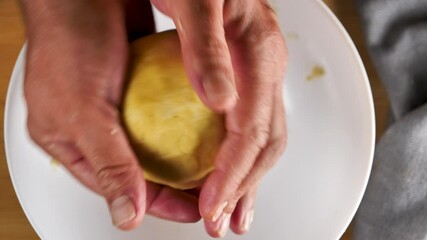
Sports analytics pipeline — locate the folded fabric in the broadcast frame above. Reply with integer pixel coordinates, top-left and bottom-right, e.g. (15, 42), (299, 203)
(354, 0), (427, 239)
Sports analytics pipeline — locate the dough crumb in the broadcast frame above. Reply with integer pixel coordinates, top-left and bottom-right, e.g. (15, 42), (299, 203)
(307, 65), (325, 81)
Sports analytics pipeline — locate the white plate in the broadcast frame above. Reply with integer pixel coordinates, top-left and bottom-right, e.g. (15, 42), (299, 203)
(4, 0), (375, 239)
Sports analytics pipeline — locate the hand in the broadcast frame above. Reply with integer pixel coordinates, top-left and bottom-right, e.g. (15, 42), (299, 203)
(22, 0), (200, 230)
(151, 0), (288, 237)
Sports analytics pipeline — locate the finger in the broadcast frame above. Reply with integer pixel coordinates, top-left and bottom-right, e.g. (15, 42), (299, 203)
(203, 212), (231, 238)
(206, 86), (285, 235)
(28, 109), (201, 226)
(230, 185), (257, 235)
(45, 142), (201, 223)
(199, 80), (275, 221)
(203, 184), (257, 237)
(232, 85), (286, 203)
(145, 181), (201, 223)
(73, 109), (146, 231)
(48, 142), (102, 194)
(26, 118), (103, 194)
(153, 0), (238, 112)
(222, 85), (286, 219)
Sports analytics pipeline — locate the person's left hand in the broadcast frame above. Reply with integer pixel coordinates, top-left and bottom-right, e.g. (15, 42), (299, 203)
(151, 0), (288, 237)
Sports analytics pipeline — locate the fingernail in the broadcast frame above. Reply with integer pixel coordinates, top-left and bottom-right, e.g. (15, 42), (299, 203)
(212, 201), (228, 222)
(111, 196), (136, 227)
(217, 213), (231, 238)
(202, 73), (236, 107)
(242, 209), (255, 232)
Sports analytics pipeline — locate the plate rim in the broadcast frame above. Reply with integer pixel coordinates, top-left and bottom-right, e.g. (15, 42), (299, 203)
(4, 44), (50, 239)
(4, 0), (376, 239)
(314, 0), (376, 238)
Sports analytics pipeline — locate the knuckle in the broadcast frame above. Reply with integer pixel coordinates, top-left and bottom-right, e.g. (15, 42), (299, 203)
(203, 38), (227, 59)
(191, 0), (217, 18)
(82, 98), (120, 125)
(27, 117), (58, 148)
(258, 157), (276, 173)
(271, 136), (288, 154)
(229, 125), (270, 150)
(259, 138), (287, 170)
(196, 37), (230, 71)
(95, 99), (120, 123)
(246, 126), (270, 149)
(96, 163), (138, 196)
(254, 31), (286, 60)
(73, 100), (121, 139)
(241, 20), (279, 44)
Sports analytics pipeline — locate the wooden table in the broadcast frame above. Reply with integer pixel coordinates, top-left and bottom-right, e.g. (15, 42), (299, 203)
(0, 0), (387, 239)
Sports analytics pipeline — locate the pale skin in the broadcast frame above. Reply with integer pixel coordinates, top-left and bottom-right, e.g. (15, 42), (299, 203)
(21, 0), (287, 238)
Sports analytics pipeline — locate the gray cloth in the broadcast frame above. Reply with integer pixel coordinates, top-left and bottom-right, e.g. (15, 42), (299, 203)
(354, 0), (427, 239)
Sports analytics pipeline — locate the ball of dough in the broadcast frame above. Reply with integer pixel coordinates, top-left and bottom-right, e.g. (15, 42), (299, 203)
(122, 30), (224, 190)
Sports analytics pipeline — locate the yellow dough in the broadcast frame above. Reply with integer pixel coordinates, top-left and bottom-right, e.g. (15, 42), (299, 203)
(122, 30), (224, 190)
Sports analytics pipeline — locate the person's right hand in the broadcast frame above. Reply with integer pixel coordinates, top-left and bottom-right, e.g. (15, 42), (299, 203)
(151, 0), (287, 238)
(22, 0), (200, 230)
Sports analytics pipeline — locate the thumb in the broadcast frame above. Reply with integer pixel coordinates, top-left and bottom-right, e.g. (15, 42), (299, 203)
(75, 115), (146, 230)
(153, 0), (238, 112)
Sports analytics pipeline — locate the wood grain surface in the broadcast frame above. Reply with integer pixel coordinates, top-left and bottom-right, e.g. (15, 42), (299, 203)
(0, 0), (387, 239)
